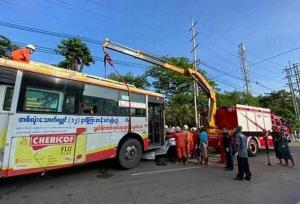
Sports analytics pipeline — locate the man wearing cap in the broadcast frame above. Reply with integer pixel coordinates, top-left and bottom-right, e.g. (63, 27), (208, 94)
(222, 128), (233, 171)
(234, 125), (252, 181)
(10, 44), (36, 63)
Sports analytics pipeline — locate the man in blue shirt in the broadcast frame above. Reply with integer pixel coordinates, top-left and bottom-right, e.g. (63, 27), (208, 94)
(234, 126), (252, 181)
(198, 126), (208, 165)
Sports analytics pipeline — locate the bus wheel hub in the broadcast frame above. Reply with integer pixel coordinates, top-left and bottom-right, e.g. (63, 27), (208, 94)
(125, 145), (137, 160)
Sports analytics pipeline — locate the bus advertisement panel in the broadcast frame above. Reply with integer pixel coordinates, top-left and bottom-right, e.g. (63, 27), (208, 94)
(3, 114), (148, 176)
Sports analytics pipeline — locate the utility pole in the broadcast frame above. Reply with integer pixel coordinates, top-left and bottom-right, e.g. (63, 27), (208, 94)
(284, 65), (300, 119)
(291, 63), (300, 94)
(190, 17), (200, 128)
(238, 43), (251, 94)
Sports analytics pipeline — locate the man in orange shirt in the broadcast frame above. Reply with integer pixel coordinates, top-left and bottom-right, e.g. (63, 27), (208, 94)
(167, 126), (188, 165)
(10, 44), (36, 63)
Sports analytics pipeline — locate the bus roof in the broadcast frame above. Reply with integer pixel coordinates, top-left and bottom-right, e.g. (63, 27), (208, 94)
(0, 58), (164, 98)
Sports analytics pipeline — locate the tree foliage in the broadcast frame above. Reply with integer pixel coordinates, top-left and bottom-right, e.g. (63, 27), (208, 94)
(258, 90), (300, 129)
(218, 91), (259, 107)
(56, 38), (94, 72)
(146, 57), (217, 101)
(0, 35), (18, 58)
(107, 72), (150, 89)
(146, 57), (217, 127)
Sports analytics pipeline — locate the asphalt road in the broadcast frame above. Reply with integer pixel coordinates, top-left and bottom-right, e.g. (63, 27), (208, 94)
(0, 145), (300, 204)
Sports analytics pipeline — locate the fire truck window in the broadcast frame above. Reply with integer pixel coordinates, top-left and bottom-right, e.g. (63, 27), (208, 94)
(3, 87), (14, 111)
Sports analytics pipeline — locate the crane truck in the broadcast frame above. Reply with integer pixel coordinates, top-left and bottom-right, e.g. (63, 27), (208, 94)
(102, 39), (290, 159)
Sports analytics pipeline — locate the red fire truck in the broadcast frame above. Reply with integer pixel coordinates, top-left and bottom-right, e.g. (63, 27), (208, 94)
(213, 104), (290, 156)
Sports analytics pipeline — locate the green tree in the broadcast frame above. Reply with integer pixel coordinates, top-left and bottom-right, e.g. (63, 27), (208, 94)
(107, 72), (150, 89)
(258, 90), (300, 130)
(218, 91), (259, 107)
(146, 57), (217, 101)
(0, 35), (18, 58)
(56, 38), (94, 72)
(146, 57), (217, 127)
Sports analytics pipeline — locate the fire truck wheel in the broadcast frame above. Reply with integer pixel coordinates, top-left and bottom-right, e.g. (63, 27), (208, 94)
(248, 138), (258, 157)
(117, 138), (142, 169)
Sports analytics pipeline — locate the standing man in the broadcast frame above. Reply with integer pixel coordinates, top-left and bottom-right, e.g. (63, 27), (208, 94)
(199, 126), (209, 165)
(278, 128), (295, 168)
(190, 127), (198, 158)
(10, 44), (36, 63)
(167, 126), (187, 165)
(271, 127), (282, 165)
(234, 126), (252, 181)
(222, 128), (233, 171)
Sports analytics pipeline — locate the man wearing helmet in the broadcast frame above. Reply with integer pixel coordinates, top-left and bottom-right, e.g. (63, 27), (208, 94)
(167, 126), (188, 165)
(10, 44), (36, 63)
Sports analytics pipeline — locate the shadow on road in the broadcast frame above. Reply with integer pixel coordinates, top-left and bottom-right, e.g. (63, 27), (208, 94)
(0, 159), (119, 187)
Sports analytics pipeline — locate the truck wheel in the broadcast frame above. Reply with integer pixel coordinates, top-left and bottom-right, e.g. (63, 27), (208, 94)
(248, 138), (258, 157)
(117, 138), (142, 169)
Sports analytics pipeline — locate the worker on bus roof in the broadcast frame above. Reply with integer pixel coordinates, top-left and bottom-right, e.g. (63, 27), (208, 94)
(10, 44), (36, 63)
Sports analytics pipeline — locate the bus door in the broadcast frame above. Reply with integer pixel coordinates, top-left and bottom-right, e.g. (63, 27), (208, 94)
(148, 96), (164, 146)
(0, 67), (17, 169)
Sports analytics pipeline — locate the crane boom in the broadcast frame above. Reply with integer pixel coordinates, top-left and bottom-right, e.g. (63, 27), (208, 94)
(102, 39), (217, 132)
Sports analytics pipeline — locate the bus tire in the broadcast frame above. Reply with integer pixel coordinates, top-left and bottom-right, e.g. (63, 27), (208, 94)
(117, 138), (142, 169)
(248, 138), (258, 157)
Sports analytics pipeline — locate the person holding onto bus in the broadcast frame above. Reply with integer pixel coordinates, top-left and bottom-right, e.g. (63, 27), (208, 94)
(199, 126), (208, 165)
(234, 126), (252, 181)
(222, 128), (233, 171)
(10, 44), (36, 63)
(167, 126), (187, 165)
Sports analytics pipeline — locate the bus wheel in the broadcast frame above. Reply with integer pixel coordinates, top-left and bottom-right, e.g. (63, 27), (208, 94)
(248, 138), (258, 157)
(117, 138), (142, 169)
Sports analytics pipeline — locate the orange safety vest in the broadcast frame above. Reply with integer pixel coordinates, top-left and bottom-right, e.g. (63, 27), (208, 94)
(10, 48), (31, 63)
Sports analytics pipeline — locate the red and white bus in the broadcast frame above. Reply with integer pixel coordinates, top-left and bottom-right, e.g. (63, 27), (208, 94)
(0, 58), (164, 177)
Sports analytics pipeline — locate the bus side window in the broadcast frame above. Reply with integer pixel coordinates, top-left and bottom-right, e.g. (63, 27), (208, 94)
(63, 93), (76, 114)
(130, 93), (146, 117)
(3, 87), (14, 111)
(82, 84), (119, 116)
(23, 88), (61, 112)
(82, 96), (99, 114)
(18, 71), (83, 114)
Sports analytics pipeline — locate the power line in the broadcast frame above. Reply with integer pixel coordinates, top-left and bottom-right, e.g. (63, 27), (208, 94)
(0, 21), (101, 44)
(12, 40), (248, 92)
(248, 46), (300, 67)
(0, 20), (276, 92)
(13, 41), (149, 70)
(200, 60), (275, 92)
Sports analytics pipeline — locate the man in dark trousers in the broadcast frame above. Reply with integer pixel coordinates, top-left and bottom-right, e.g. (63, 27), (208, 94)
(271, 127), (282, 165)
(222, 128), (233, 171)
(234, 126), (252, 181)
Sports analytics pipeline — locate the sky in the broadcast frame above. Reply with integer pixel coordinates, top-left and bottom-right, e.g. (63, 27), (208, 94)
(1, 0), (300, 95)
